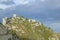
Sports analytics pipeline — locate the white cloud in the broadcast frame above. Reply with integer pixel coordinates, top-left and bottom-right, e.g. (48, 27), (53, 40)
(0, 4), (15, 9)
(0, 4), (10, 9)
(14, 0), (35, 5)
(40, 0), (45, 2)
(0, 0), (15, 9)
(0, 0), (60, 9)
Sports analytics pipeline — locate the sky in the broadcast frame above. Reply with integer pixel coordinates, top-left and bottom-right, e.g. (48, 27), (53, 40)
(0, 0), (60, 33)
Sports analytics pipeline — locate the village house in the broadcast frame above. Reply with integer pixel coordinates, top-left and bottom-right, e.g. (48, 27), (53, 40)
(28, 19), (36, 22)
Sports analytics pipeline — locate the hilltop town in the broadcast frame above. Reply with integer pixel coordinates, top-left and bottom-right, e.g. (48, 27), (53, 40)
(0, 14), (60, 40)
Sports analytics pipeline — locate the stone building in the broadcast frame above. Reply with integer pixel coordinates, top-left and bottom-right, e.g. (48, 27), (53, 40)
(28, 19), (36, 22)
(2, 17), (7, 25)
(13, 14), (16, 18)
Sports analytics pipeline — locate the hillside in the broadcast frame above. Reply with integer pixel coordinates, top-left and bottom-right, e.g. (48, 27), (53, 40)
(1, 14), (60, 40)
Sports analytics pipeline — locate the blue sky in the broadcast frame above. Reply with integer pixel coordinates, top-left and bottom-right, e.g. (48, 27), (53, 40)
(0, 0), (60, 33)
